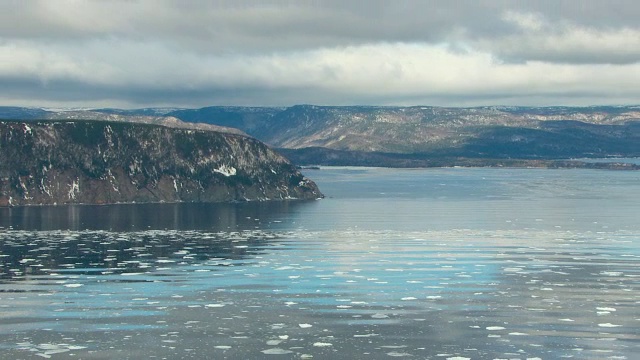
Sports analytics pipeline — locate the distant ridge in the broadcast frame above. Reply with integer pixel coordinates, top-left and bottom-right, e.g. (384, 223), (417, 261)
(3, 105), (640, 168)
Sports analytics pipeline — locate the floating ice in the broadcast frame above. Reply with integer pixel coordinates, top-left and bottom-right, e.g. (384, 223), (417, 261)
(486, 326), (505, 331)
(299, 323), (313, 328)
(205, 304), (226, 308)
(387, 352), (412, 357)
(371, 313), (389, 319)
(354, 333), (378, 338)
(261, 348), (293, 355)
(313, 342), (333, 347)
(63, 283), (83, 288)
(598, 323), (622, 328)
(596, 307), (616, 312)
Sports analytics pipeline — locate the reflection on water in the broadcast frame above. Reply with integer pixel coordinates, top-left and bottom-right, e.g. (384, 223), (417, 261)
(1, 168), (639, 359)
(0, 201), (310, 231)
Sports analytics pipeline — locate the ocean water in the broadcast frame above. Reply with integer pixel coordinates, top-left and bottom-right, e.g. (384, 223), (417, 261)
(0, 167), (639, 359)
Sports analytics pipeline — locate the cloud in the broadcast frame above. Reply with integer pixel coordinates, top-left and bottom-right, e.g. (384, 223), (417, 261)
(1, 0), (640, 107)
(476, 10), (640, 64)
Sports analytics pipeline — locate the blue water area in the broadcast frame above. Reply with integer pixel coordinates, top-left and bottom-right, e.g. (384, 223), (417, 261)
(1, 167), (639, 359)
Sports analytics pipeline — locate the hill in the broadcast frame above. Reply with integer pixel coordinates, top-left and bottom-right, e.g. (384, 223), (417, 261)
(0, 120), (322, 206)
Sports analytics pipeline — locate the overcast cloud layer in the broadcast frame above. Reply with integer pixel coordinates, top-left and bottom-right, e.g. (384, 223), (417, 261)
(2, 0), (640, 108)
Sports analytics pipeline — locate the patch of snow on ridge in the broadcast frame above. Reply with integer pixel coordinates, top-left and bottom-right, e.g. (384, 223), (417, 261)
(214, 164), (236, 177)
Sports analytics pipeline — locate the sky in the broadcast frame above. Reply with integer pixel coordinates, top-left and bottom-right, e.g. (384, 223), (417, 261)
(1, 0), (640, 109)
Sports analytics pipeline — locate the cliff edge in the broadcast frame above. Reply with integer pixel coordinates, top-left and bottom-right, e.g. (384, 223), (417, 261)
(0, 121), (323, 206)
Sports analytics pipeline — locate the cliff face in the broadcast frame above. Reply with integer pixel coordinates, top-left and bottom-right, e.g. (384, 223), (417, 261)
(0, 121), (322, 206)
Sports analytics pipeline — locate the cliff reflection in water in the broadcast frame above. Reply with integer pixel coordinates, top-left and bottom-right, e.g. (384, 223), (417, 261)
(0, 201), (313, 231)
(0, 201), (315, 281)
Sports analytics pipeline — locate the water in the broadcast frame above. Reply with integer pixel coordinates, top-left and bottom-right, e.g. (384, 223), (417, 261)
(1, 167), (639, 359)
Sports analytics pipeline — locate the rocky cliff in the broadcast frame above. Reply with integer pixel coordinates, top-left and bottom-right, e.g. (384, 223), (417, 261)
(0, 121), (322, 206)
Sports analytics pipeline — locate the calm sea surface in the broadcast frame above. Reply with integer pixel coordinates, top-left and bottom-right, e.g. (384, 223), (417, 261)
(1, 167), (639, 359)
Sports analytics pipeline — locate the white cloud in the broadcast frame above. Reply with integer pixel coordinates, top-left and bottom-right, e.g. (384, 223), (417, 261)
(3, 39), (640, 107)
(1, 1), (640, 107)
(480, 11), (640, 64)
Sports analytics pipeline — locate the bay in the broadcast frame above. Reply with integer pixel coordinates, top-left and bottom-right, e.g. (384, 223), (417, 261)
(0, 167), (639, 359)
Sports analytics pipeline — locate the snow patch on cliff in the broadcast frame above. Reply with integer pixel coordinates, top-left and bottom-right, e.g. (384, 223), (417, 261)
(214, 165), (236, 177)
(68, 178), (80, 199)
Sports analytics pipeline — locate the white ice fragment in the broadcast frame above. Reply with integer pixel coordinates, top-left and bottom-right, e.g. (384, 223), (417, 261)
(401, 297), (417, 301)
(214, 346), (231, 350)
(63, 283), (83, 288)
(596, 307), (616, 312)
(313, 342), (333, 347)
(67, 346), (87, 350)
(261, 348), (293, 355)
(600, 271), (623, 276)
(266, 340), (282, 346)
(44, 349), (70, 355)
(205, 304), (225, 308)
(598, 323), (622, 327)
(387, 352), (412, 357)
(298, 323), (313, 328)
(486, 326), (505, 331)
(353, 333), (379, 338)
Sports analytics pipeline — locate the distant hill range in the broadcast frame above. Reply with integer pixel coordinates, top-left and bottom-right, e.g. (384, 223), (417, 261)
(2, 105), (640, 169)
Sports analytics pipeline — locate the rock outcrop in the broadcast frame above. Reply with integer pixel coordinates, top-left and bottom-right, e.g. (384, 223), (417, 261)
(0, 120), (322, 206)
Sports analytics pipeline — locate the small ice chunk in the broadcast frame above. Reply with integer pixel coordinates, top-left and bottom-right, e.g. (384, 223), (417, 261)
(299, 323), (313, 328)
(261, 348), (293, 355)
(486, 326), (505, 330)
(63, 283), (83, 288)
(596, 307), (616, 312)
(205, 304), (225, 308)
(313, 342), (332, 347)
(598, 323), (622, 327)
(387, 352), (412, 357)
